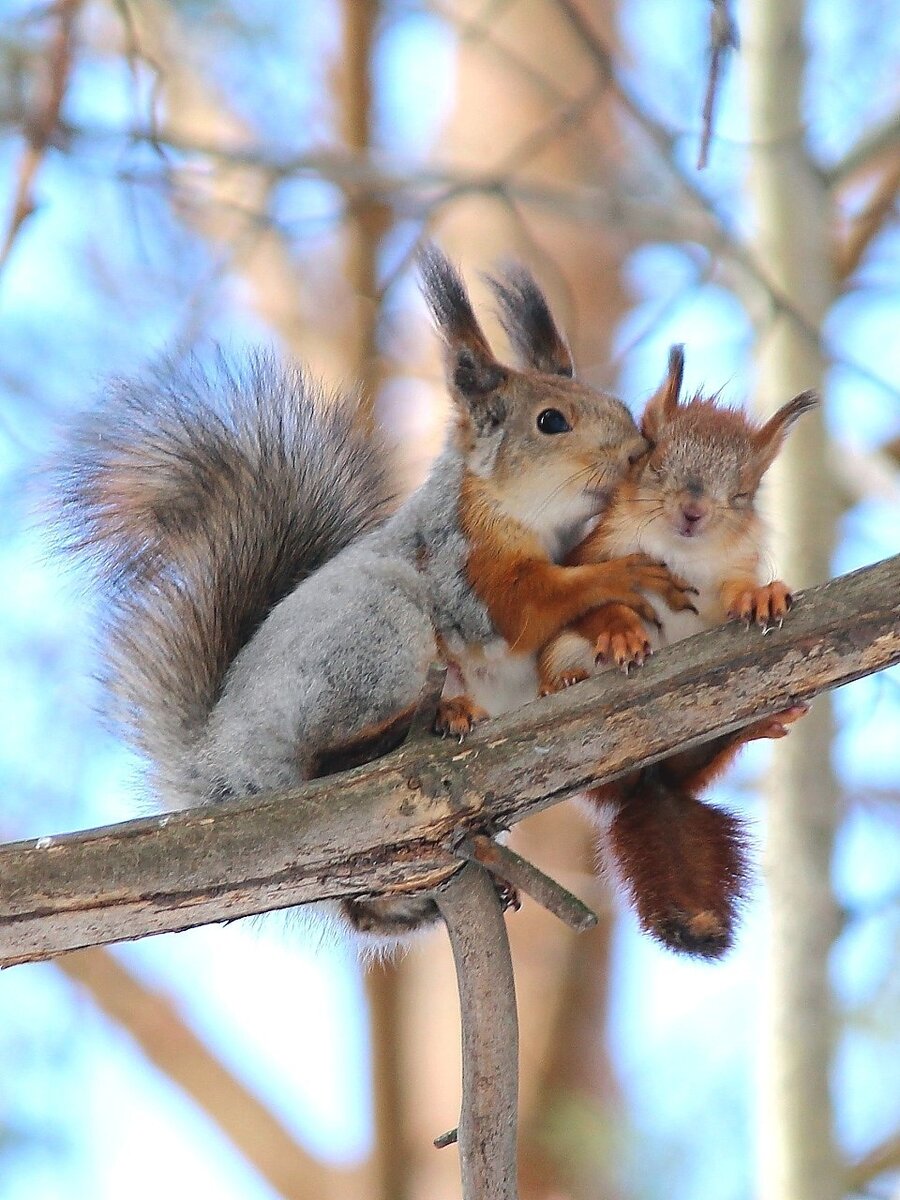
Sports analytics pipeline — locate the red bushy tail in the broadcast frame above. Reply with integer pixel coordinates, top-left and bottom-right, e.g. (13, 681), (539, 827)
(605, 779), (750, 959)
(586, 729), (758, 959)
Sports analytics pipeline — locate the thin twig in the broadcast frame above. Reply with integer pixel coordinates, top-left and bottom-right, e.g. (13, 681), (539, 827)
(836, 155), (900, 280)
(455, 835), (598, 933)
(0, 0), (82, 275)
(698, 0), (739, 169)
(433, 863), (519, 1200)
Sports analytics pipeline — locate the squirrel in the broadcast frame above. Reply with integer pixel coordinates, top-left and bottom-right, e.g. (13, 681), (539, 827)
(537, 346), (818, 958)
(54, 245), (693, 947)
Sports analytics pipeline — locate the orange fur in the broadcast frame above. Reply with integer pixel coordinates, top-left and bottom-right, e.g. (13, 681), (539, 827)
(542, 357), (817, 957)
(459, 472), (673, 654)
(434, 695), (490, 738)
(721, 579), (793, 625)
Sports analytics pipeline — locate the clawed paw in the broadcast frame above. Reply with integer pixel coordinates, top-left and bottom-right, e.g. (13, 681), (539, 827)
(434, 696), (489, 740)
(743, 703), (809, 741)
(726, 580), (793, 629)
(593, 606), (652, 673)
(539, 668), (589, 697)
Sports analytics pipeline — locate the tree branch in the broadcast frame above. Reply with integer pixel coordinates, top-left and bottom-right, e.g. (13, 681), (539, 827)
(58, 948), (363, 1200)
(0, 0), (83, 276)
(433, 863), (519, 1200)
(825, 108), (900, 187)
(0, 555), (897, 968)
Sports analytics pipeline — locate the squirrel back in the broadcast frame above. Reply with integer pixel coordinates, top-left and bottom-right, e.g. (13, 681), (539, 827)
(54, 350), (393, 800)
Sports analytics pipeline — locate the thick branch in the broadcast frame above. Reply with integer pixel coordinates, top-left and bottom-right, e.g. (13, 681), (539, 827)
(434, 864), (519, 1200)
(0, 555), (897, 967)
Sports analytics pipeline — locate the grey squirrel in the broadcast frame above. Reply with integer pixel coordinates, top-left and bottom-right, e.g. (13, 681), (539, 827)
(55, 245), (693, 944)
(538, 346), (816, 956)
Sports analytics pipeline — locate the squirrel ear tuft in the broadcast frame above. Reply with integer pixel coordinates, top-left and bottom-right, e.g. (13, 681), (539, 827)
(641, 344), (685, 440)
(484, 264), (574, 378)
(418, 243), (508, 408)
(750, 389), (819, 481)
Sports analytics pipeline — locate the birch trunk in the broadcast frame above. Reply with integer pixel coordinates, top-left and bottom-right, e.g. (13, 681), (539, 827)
(742, 4), (843, 1199)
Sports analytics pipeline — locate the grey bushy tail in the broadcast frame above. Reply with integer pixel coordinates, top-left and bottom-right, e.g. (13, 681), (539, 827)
(54, 350), (393, 792)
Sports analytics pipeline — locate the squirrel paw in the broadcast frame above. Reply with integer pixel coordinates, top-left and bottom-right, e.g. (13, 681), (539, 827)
(593, 604), (652, 672)
(726, 580), (793, 629)
(621, 554), (699, 617)
(742, 703), (809, 741)
(434, 695), (489, 740)
(539, 667), (590, 696)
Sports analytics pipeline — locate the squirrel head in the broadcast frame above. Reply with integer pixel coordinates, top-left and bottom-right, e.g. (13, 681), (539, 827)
(625, 345), (818, 546)
(419, 245), (647, 545)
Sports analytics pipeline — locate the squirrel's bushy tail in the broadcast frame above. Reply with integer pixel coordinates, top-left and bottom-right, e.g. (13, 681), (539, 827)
(54, 350), (393, 796)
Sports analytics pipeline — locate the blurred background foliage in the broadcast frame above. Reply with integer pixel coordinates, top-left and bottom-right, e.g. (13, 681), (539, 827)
(0, 1), (897, 1198)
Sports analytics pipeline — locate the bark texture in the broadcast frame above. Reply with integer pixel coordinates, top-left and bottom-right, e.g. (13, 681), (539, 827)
(1, 556), (897, 967)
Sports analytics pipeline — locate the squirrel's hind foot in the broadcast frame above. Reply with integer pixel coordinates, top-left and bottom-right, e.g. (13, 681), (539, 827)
(434, 695), (489, 739)
(341, 895), (441, 937)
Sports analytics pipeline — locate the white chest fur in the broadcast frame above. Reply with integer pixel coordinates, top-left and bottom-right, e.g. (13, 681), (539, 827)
(443, 635), (539, 716)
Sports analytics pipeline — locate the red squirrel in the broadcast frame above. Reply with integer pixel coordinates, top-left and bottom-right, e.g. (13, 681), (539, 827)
(54, 247), (692, 946)
(539, 347), (817, 957)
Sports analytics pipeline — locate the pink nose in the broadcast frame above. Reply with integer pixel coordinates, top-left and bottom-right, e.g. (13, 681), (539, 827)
(682, 503), (705, 524)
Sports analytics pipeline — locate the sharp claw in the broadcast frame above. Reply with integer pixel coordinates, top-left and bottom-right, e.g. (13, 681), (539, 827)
(743, 619), (751, 632)
(777, 618), (784, 629)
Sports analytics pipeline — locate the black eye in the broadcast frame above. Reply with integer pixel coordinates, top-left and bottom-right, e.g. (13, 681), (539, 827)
(537, 408), (571, 435)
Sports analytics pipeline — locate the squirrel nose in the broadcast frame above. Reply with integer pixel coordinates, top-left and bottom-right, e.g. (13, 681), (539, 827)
(681, 502), (705, 524)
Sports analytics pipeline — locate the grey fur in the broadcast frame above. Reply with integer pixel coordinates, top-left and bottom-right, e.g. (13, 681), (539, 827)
(418, 244), (508, 400)
(53, 348), (498, 939)
(486, 264), (574, 378)
(54, 350), (399, 806)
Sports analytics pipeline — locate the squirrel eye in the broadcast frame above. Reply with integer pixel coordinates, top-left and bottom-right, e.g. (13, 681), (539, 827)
(732, 492), (751, 506)
(536, 408), (571, 435)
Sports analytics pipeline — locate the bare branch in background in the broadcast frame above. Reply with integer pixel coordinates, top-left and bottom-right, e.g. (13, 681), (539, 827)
(59, 948), (364, 1200)
(846, 1132), (900, 1192)
(698, 0), (739, 169)
(0, 0), (82, 275)
(1, 555), (897, 967)
(836, 154), (900, 279)
(433, 862), (519, 1200)
(825, 107), (900, 187)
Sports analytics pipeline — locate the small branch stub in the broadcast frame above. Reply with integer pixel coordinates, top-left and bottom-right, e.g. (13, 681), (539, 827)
(455, 834), (598, 933)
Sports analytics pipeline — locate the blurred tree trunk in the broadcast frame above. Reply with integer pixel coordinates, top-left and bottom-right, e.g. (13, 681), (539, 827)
(742, 5), (843, 1200)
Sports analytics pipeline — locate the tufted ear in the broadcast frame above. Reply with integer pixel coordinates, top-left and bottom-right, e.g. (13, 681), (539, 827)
(485, 264), (574, 378)
(419, 244), (508, 423)
(748, 389), (819, 485)
(641, 344), (685, 442)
